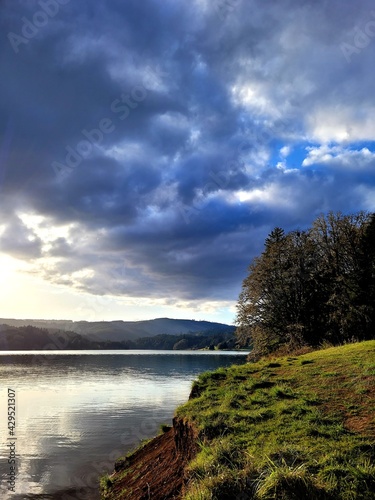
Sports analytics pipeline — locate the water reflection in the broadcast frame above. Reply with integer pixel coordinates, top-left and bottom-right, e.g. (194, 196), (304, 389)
(0, 351), (247, 499)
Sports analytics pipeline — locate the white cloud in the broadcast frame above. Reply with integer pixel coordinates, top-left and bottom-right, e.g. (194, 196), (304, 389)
(234, 184), (294, 208)
(302, 145), (375, 168)
(19, 214), (75, 248)
(231, 81), (285, 121)
(280, 145), (291, 158)
(307, 106), (375, 143)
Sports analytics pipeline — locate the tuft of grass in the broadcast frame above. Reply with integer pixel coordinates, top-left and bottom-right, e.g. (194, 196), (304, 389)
(301, 359), (315, 365)
(99, 474), (113, 498)
(319, 458), (375, 499)
(176, 340), (375, 500)
(269, 384), (295, 399)
(255, 459), (325, 500)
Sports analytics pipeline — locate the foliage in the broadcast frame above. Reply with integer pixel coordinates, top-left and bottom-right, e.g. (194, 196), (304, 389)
(0, 324), (103, 350)
(100, 474), (113, 499)
(236, 211), (375, 355)
(134, 332), (236, 350)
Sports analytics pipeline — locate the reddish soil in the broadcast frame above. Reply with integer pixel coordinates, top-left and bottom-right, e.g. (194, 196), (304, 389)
(315, 374), (375, 436)
(345, 414), (375, 435)
(105, 418), (197, 500)
(344, 382), (375, 436)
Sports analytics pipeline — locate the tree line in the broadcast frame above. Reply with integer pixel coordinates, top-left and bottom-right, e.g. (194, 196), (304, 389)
(0, 324), (236, 351)
(236, 211), (375, 356)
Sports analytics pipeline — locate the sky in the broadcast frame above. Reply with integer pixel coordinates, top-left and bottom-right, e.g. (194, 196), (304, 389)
(1, 0), (375, 325)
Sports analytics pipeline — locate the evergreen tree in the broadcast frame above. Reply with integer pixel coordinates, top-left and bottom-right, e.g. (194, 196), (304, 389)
(236, 211), (374, 355)
(356, 213), (375, 339)
(310, 212), (369, 343)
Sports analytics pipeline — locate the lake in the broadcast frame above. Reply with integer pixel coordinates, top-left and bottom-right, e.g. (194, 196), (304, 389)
(0, 350), (248, 499)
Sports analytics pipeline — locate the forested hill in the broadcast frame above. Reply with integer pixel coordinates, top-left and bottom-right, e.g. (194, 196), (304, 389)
(0, 325), (101, 350)
(0, 318), (235, 343)
(0, 323), (236, 351)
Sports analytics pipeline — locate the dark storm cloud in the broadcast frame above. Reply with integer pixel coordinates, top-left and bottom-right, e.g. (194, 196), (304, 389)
(1, 0), (375, 303)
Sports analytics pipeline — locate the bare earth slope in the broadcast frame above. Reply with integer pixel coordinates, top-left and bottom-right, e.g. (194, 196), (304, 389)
(101, 418), (197, 500)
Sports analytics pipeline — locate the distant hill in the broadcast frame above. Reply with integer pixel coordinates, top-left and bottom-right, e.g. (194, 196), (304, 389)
(0, 324), (101, 350)
(0, 323), (237, 351)
(0, 318), (235, 343)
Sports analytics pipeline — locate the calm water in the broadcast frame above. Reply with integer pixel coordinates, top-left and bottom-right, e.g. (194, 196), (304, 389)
(0, 350), (247, 499)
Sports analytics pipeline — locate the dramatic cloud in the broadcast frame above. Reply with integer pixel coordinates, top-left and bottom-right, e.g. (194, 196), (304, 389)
(1, 0), (375, 320)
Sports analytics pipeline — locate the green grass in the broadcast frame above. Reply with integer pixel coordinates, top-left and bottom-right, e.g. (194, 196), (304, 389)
(176, 340), (375, 499)
(100, 474), (114, 498)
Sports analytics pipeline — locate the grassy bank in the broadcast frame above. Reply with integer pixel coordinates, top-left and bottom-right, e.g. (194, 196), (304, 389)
(176, 340), (375, 499)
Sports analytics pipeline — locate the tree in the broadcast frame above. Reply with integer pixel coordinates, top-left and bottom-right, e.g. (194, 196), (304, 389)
(356, 213), (375, 339)
(236, 227), (292, 354)
(236, 212), (374, 356)
(309, 211), (370, 343)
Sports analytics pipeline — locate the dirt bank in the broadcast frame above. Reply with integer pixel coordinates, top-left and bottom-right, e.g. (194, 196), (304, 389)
(102, 417), (197, 500)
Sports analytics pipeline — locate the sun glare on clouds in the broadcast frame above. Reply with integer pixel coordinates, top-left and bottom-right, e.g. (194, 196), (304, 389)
(235, 185), (293, 208)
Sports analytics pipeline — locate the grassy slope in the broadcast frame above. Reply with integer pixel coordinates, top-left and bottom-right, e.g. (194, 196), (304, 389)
(176, 341), (375, 499)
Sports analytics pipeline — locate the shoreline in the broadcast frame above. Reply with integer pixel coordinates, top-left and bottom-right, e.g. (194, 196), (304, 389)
(101, 418), (198, 500)
(102, 340), (375, 500)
